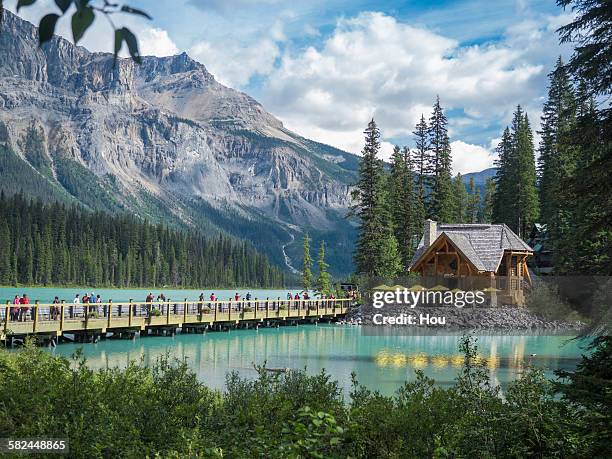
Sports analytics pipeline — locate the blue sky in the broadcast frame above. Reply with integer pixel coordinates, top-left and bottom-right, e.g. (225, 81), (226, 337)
(10, 0), (573, 173)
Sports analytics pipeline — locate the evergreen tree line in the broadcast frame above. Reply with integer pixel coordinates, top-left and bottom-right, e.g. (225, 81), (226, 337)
(351, 98), (493, 277)
(489, 0), (612, 274)
(354, 0), (612, 278)
(534, 54), (611, 274)
(0, 192), (285, 288)
(492, 51), (610, 273)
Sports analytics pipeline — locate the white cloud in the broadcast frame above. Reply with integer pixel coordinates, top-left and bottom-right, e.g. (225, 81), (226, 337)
(451, 141), (497, 175)
(189, 38), (280, 88)
(138, 28), (179, 57)
(258, 11), (570, 172)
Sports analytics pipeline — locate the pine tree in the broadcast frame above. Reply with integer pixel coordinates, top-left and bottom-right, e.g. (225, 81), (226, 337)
(538, 58), (577, 216)
(352, 119), (396, 276)
(479, 178), (495, 223)
(557, 87), (612, 274)
(492, 107), (539, 237)
(451, 174), (468, 223)
(412, 114), (430, 229)
(315, 241), (332, 297)
(492, 127), (513, 224)
(538, 57), (578, 267)
(428, 97), (454, 222)
(466, 177), (480, 223)
(511, 109), (540, 237)
(302, 233), (312, 292)
(389, 145), (416, 272)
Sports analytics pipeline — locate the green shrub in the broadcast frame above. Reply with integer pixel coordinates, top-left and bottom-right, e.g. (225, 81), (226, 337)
(0, 335), (603, 457)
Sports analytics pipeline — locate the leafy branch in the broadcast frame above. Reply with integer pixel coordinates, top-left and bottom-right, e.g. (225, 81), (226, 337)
(3, 0), (151, 64)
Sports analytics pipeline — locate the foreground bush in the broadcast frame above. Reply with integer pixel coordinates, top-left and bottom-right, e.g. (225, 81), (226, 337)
(0, 336), (608, 458)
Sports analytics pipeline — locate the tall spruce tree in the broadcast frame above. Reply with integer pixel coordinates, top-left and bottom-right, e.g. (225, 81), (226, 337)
(427, 97), (454, 222)
(352, 119), (400, 277)
(511, 108), (540, 237)
(492, 127), (513, 224)
(538, 57), (577, 266)
(302, 233), (312, 292)
(557, 88), (612, 274)
(389, 145), (416, 272)
(451, 174), (468, 223)
(315, 241), (332, 296)
(478, 178), (495, 223)
(492, 107), (539, 237)
(553, 2), (612, 275)
(466, 177), (480, 223)
(412, 114), (430, 229)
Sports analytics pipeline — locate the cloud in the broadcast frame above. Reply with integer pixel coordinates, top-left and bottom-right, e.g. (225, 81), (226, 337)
(257, 11), (569, 171)
(189, 37), (281, 88)
(138, 28), (179, 57)
(451, 141), (497, 175)
(187, 0), (283, 15)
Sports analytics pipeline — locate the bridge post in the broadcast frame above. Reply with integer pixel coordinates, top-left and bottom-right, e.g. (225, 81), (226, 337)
(4, 301), (9, 335)
(108, 300), (112, 329)
(166, 300), (170, 323)
(128, 299), (133, 327)
(228, 301), (232, 321)
(60, 301), (65, 331)
(185, 298), (189, 323)
(265, 299), (269, 318)
(33, 301), (39, 332)
(213, 301), (217, 322)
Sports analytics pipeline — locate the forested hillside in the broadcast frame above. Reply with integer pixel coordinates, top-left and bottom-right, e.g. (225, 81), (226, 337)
(0, 193), (285, 288)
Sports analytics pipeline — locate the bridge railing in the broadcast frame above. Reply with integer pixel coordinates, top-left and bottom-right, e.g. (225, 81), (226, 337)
(2, 298), (351, 334)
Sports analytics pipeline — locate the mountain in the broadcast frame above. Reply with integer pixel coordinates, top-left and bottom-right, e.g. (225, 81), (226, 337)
(0, 11), (359, 276)
(461, 167), (496, 187)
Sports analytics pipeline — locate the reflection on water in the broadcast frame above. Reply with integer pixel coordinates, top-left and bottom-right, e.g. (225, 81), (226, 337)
(46, 324), (586, 395)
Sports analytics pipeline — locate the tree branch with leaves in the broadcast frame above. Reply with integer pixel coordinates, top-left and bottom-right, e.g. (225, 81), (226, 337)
(1, 0), (151, 63)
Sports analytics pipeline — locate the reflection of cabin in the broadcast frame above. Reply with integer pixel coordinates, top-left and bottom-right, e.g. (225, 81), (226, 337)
(409, 220), (533, 305)
(526, 223), (553, 274)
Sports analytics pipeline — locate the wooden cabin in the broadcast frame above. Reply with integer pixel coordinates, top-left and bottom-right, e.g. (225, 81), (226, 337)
(409, 220), (533, 305)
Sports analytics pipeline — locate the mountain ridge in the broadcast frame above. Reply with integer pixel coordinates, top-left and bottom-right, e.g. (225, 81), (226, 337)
(0, 11), (359, 276)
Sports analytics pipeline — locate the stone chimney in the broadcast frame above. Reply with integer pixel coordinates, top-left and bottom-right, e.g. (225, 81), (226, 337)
(424, 219), (437, 247)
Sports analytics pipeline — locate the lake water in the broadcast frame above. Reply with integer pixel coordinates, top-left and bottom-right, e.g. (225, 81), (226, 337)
(46, 325), (586, 396)
(4, 288), (587, 395)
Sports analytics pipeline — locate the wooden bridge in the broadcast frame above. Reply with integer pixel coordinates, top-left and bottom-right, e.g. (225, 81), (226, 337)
(1, 298), (351, 341)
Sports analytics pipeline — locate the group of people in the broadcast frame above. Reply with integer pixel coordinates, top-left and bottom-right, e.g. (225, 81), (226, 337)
(6, 289), (348, 322)
(9, 294), (30, 321)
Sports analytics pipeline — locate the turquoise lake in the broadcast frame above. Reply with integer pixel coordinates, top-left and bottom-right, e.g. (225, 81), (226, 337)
(2, 288), (588, 395)
(45, 325), (586, 395)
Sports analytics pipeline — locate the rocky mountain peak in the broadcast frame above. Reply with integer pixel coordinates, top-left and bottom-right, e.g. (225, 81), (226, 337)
(0, 10), (359, 275)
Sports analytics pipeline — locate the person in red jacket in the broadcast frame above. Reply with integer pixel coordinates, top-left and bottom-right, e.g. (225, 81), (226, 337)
(10, 295), (20, 321)
(19, 294), (30, 322)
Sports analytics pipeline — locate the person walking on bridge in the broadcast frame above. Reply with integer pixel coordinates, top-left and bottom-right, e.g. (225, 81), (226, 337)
(10, 295), (19, 321)
(19, 294), (30, 322)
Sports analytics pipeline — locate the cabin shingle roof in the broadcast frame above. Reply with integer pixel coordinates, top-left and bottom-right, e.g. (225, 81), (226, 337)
(409, 223), (532, 273)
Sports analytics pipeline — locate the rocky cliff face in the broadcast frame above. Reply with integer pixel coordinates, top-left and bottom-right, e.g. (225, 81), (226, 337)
(0, 11), (359, 275)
